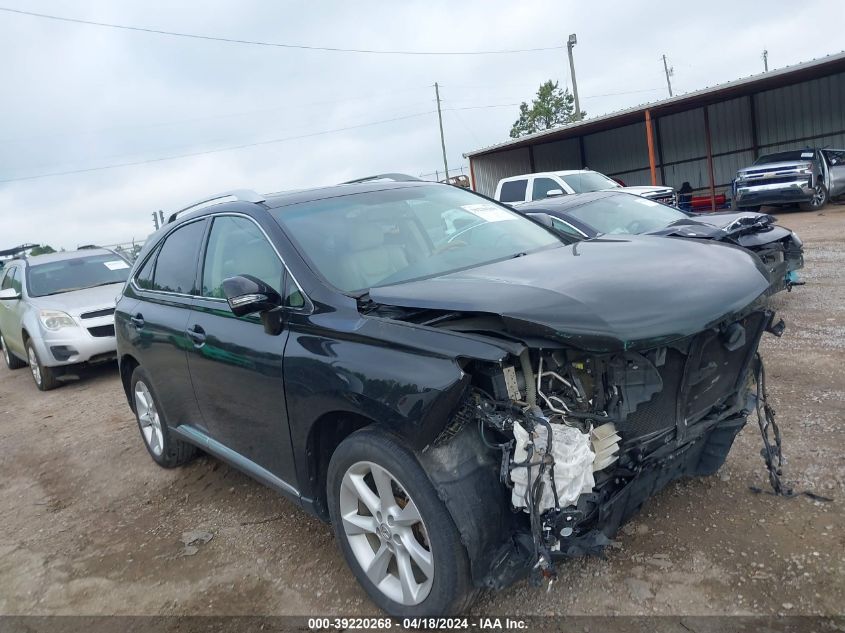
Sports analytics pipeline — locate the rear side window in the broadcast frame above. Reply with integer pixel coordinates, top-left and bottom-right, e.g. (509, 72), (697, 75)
(532, 177), (564, 200)
(148, 220), (206, 294)
(499, 179), (528, 203)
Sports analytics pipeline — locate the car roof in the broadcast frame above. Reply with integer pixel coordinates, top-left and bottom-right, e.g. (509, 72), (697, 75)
(22, 248), (116, 266)
(262, 180), (442, 210)
(517, 190), (625, 212)
(500, 170), (589, 182)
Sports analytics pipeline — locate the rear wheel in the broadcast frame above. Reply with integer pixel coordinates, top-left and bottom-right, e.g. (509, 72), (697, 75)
(800, 183), (828, 211)
(130, 366), (198, 467)
(0, 333), (26, 370)
(26, 340), (59, 391)
(327, 428), (476, 617)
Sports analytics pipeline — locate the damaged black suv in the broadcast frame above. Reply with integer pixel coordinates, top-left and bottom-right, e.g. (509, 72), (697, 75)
(116, 180), (776, 616)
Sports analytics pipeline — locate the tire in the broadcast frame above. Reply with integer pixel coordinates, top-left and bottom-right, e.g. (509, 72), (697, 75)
(799, 182), (828, 211)
(130, 366), (198, 468)
(0, 333), (26, 370)
(25, 339), (59, 391)
(327, 428), (476, 617)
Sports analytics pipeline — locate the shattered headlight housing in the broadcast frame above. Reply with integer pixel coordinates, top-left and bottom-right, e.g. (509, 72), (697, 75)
(39, 310), (77, 331)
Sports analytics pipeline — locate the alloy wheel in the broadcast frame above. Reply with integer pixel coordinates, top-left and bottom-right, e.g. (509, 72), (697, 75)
(339, 461), (434, 606)
(134, 381), (164, 456)
(1, 335), (9, 366)
(812, 185), (826, 207)
(27, 345), (41, 386)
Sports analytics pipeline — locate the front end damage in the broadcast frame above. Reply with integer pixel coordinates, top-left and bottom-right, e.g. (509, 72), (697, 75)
(416, 308), (778, 590)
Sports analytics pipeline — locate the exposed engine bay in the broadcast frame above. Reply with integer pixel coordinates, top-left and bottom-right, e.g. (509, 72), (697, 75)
(426, 308), (778, 588)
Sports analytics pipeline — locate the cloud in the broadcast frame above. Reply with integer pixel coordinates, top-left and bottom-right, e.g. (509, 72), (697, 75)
(1, 0), (842, 248)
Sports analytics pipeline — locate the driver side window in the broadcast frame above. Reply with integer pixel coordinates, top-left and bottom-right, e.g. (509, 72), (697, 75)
(202, 216), (284, 299)
(532, 177), (564, 200)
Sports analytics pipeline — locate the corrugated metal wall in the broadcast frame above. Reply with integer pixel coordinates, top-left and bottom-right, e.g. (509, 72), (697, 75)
(471, 147), (531, 196)
(471, 70), (845, 196)
(533, 138), (580, 171)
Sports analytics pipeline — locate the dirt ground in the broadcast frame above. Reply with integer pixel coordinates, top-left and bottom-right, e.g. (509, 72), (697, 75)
(1, 205), (843, 618)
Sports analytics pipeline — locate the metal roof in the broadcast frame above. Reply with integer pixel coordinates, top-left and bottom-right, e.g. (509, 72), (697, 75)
(464, 50), (845, 159)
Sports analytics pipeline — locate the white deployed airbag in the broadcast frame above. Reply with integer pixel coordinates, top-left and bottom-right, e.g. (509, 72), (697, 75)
(511, 420), (595, 512)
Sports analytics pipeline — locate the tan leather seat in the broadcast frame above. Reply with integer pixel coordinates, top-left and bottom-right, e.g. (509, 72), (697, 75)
(337, 224), (408, 290)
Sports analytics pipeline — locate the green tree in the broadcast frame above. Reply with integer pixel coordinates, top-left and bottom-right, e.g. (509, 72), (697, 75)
(509, 80), (585, 138)
(29, 245), (56, 256)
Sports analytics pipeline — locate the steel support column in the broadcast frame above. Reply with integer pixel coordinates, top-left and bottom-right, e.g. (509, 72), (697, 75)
(703, 105), (717, 211)
(644, 109), (658, 186)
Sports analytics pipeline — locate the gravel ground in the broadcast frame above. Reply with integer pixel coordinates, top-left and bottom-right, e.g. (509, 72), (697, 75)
(0, 206), (843, 617)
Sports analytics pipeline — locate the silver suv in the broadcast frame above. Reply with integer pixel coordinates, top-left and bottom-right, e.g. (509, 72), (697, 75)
(0, 249), (130, 390)
(733, 148), (845, 211)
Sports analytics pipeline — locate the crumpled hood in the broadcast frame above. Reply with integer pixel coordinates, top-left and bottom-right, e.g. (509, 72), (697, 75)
(647, 211), (786, 244)
(28, 283), (122, 316)
(369, 235), (771, 352)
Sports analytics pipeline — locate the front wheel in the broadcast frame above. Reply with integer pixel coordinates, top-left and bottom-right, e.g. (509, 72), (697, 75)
(800, 182), (828, 211)
(327, 429), (476, 617)
(26, 340), (59, 391)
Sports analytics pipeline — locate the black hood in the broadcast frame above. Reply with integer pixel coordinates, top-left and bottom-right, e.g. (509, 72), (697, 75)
(369, 235), (771, 352)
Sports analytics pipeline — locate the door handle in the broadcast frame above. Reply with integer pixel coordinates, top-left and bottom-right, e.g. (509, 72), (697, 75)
(187, 325), (206, 345)
(130, 314), (145, 328)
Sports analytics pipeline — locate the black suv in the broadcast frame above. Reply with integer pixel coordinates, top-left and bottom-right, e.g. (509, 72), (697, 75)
(116, 181), (776, 616)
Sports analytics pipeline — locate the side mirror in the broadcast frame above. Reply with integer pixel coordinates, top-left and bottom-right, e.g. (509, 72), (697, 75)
(545, 189), (564, 197)
(0, 288), (21, 301)
(222, 275), (281, 317)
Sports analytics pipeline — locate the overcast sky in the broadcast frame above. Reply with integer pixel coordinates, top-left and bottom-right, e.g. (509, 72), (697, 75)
(1, 0), (843, 249)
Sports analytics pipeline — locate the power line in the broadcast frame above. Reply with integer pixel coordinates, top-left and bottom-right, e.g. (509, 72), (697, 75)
(0, 85), (433, 144)
(0, 7), (563, 55)
(0, 102), (521, 183)
(0, 111), (438, 184)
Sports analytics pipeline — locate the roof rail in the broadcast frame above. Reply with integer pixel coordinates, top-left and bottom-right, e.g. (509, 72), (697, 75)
(341, 173), (423, 185)
(167, 189), (265, 224)
(0, 243), (38, 259)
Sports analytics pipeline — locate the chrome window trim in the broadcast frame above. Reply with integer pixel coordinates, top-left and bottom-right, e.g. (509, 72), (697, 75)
(551, 218), (589, 238)
(131, 211), (313, 314)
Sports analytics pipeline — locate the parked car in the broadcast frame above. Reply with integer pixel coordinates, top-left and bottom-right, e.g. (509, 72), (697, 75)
(0, 249), (131, 390)
(732, 148), (845, 211)
(518, 191), (804, 293)
(494, 169), (677, 206)
(116, 182), (776, 617)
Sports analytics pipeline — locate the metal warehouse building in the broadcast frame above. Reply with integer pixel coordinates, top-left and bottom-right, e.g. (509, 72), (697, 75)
(464, 52), (845, 209)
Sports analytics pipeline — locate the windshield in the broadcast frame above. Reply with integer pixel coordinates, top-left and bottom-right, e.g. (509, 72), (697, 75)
(559, 171), (621, 193)
(271, 185), (562, 293)
(27, 254), (131, 297)
(754, 150), (815, 165)
(565, 194), (689, 235)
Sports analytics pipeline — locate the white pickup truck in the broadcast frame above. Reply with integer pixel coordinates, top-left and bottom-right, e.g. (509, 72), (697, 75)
(494, 169), (677, 206)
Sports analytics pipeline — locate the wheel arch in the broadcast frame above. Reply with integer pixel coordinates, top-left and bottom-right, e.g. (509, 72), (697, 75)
(119, 353), (140, 412)
(303, 410), (377, 520)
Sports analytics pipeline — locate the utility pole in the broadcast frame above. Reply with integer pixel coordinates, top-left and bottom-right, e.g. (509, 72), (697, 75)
(762, 49), (769, 72)
(434, 83), (449, 181)
(566, 34), (581, 121)
(152, 212), (159, 231)
(662, 54), (674, 97)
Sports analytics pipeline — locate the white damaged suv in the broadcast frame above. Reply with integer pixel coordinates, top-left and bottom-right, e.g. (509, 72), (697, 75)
(0, 248), (130, 390)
